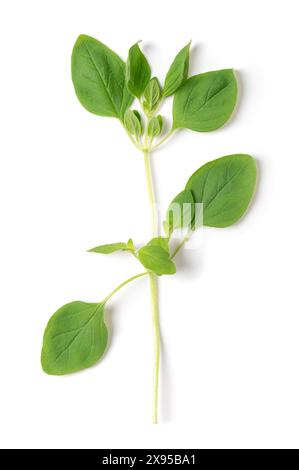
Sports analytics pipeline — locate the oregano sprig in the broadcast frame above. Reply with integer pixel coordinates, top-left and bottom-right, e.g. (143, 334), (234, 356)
(41, 35), (258, 424)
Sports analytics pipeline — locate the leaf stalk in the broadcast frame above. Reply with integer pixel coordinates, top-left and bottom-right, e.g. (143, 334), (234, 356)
(103, 272), (148, 304)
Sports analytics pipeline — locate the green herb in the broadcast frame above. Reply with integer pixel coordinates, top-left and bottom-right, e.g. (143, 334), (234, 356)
(42, 37), (258, 425)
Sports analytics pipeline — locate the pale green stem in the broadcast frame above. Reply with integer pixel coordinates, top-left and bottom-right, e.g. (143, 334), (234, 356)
(149, 271), (160, 424)
(143, 150), (158, 235)
(143, 148), (160, 424)
(103, 272), (148, 304)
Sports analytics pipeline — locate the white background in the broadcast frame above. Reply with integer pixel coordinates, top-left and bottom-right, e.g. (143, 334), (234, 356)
(1, 0), (299, 449)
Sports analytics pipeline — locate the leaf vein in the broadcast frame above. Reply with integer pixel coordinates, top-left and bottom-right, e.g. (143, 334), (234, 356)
(204, 162), (249, 212)
(54, 305), (102, 362)
(83, 42), (118, 116)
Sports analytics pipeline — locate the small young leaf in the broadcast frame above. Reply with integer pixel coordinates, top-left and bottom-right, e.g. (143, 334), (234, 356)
(88, 241), (134, 254)
(71, 35), (133, 120)
(126, 42), (151, 98)
(147, 236), (170, 254)
(143, 77), (161, 112)
(124, 109), (142, 138)
(166, 189), (195, 233)
(172, 69), (237, 132)
(186, 154), (256, 227)
(132, 110), (142, 123)
(126, 238), (135, 251)
(163, 41), (191, 97)
(138, 242), (175, 275)
(148, 115), (163, 138)
(41, 302), (108, 375)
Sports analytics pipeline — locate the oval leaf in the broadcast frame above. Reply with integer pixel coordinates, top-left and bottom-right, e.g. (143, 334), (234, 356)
(71, 35), (133, 120)
(186, 154), (257, 227)
(143, 77), (161, 112)
(163, 41), (191, 97)
(41, 302), (108, 375)
(173, 69), (237, 132)
(138, 245), (176, 276)
(148, 115), (163, 139)
(124, 109), (142, 138)
(126, 42), (151, 98)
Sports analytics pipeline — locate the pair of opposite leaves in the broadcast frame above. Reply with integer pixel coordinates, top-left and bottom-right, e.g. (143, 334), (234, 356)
(71, 34), (237, 131)
(41, 36), (256, 375)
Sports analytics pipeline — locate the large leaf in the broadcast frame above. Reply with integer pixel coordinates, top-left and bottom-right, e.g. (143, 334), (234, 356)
(163, 42), (191, 97)
(71, 35), (133, 120)
(138, 240), (176, 275)
(166, 189), (195, 233)
(186, 154), (256, 227)
(126, 42), (151, 98)
(41, 302), (108, 375)
(172, 69), (237, 132)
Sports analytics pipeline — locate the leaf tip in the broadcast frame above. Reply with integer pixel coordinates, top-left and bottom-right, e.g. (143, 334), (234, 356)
(75, 34), (91, 46)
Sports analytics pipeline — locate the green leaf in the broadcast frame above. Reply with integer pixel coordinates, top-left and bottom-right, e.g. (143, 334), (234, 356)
(147, 236), (170, 254)
(126, 238), (135, 251)
(163, 41), (191, 97)
(138, 241), (176, 276)
(186, 154), (257, 227)
(88, 240), (134, 254)
(143, 77), (161, 112)
(172, 69), (237, 132)
(124, 109), (142, 138)
(126, 42), (151, 98)
(132, 110), (142, 123)
(71, 35), (133, 120)
(148, 115), (163, 138)
(166, 189), (195, 233)
(41, 302), (108, 375)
